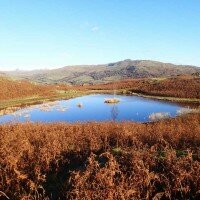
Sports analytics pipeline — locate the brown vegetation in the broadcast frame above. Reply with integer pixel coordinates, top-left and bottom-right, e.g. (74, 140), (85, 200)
(0, 113), (200, 199)
(0, 77), (56, 101)
(80, 75), (200, 99)
(1, 75), (199, 103)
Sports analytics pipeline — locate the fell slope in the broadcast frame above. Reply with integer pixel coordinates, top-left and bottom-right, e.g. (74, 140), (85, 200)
(82, 75), (200, 99)
(0, 76), (55, 101)
(3, 59), (200, 84)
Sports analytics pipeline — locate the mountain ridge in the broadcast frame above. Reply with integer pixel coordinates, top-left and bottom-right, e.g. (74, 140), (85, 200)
(2, 59), (200, 85)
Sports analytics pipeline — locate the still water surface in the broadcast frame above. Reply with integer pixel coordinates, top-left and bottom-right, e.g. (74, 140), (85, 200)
(0, 94), (191, 124)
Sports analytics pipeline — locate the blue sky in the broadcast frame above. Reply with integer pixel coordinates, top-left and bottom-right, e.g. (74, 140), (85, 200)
(0, 0), (200, 70)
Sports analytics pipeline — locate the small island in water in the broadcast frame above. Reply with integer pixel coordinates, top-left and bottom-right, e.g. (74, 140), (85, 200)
(104, 84), (120, 104)
(104, 98), (120, 104)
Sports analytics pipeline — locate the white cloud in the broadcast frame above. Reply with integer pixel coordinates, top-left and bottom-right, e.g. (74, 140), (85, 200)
(81, 21), (100, 32)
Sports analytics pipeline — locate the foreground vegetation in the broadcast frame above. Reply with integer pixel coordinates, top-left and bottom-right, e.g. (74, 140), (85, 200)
(0, 113), (199, 199)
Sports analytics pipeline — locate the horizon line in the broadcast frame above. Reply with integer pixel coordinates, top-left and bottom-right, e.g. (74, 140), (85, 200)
(1, 58), (199, 72)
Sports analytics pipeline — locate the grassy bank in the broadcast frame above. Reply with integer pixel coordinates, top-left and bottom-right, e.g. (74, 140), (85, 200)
(0, 113), (199, 199)
(131, 92), (200, 103)
(88, 89), (200, 104)
(0, 90), (86, 110)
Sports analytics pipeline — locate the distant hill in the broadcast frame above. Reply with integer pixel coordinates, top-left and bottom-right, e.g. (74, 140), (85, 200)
(2, 59), (200, 85)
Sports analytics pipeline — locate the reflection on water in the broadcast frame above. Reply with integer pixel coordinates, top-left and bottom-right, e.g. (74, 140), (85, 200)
(149, 112), (170, 121)
(111, 104), (119, 121)
(0, 94), (198, 124)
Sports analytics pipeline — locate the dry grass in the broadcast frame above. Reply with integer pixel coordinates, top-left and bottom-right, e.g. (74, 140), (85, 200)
(0, 113), (199, 199)
(79, 75), (200, 99)
(0, 77), (56, 101)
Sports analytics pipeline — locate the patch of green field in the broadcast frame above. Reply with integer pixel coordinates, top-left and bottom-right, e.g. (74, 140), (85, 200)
(131, 92), (200, 103)
(0, 90), (86, 110)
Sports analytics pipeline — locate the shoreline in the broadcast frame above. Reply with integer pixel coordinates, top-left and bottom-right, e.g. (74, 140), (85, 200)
(130, 92), (200, 104)
(0, 89), (199, 113)
(88, 89), (200, 104)
(0, 90), (86, 113)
